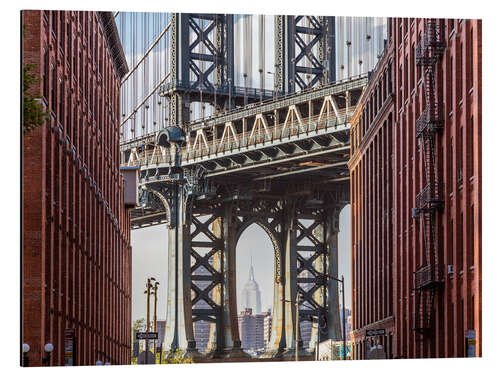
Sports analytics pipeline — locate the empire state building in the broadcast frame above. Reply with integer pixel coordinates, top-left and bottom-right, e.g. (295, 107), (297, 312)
(241, 261), (262, 314)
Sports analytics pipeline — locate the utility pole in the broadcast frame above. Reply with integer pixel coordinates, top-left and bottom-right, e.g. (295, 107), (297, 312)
(152, 280), (159, 363)
(144, 278), (153, 363)
(341, 275), (346, 360)
(295, 296), (299, 361)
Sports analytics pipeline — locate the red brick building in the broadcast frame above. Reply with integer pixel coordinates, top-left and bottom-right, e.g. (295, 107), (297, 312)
(348, 18), (482, 359)
(22, 10), (132, 366)
(348, 37), (395, 359)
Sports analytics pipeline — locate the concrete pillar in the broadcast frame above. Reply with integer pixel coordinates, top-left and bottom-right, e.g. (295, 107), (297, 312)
(283, 205), (301, 353)
(326, 210), (342, 341)
(162, 188), (197, 356)
(221, 205), (243, 353)
(264, 222), (286, 356)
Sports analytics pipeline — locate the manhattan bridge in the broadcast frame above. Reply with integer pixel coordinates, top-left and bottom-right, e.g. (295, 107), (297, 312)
(116, 12), (385, 360)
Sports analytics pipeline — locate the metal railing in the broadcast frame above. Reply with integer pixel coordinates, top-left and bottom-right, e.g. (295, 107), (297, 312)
(414, 264), (443, 290)
(415, 103), (444, 138)
(123, 108), (353, 167)
(160, 80), (275, 99)
(415, 182), (443, 211)
(187, 74), (368, 130)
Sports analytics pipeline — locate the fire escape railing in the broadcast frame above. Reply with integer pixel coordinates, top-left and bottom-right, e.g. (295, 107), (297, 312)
(412, 19), (446, 335)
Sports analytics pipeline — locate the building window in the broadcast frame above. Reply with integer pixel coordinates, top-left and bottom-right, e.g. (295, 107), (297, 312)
(469, 204), (475, 268)
(458, 212), (464, 271)
(51, 11), (57, 38)
(410, 43), (415, 91)
(468, 28), (474, 91)
(67, 22), (72, 62)
(458, 42), (463, 101)
(43, 47), (49, 100)
(59, 79), (64, 122)
(470, 115), (474, 178)
(449, 219), (454, 266)
(51, 67), (56, 114)
(73, 38), (77, 80)
(59, 12), (64, 52)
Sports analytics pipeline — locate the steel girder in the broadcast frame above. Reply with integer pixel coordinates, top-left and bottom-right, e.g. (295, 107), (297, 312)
(275, 15), (335, 94)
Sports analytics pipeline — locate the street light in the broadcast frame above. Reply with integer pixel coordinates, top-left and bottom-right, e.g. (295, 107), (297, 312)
(266, 71), (277, 100)
(22, 343), (30, 367)
(43, 343), (53, 366)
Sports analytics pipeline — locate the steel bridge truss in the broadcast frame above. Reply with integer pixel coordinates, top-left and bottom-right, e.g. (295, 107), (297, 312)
(165, 13), (274, 128)
(121, 76), (366, 184)
(275, 15), (335, 94)
(140, 179), (346, 358)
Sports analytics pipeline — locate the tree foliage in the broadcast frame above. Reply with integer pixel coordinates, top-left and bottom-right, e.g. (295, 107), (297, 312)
(162, 349), (194, 364)
(22, 25), (49, 135)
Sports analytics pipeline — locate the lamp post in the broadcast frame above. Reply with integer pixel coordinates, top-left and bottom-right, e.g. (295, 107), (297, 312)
(243, 73), (248, 106)
(42, 343), (53, 366)
(266, 71), (277, 100)
(22, 343), (30, 367)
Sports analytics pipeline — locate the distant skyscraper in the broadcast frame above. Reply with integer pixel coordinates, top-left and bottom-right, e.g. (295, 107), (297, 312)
(241, 259), (262, 314)
(238, 308), (266, 351)
(300, 320), (313, 348)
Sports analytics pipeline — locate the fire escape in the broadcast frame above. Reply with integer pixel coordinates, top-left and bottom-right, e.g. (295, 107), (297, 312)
(412, 19), (446, 335)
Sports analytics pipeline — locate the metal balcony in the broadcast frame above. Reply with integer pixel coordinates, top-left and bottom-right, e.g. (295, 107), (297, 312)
(416, 20), (446, 67)
(423, 20), (446, 57)
(416, 104), (444, 138)
(414, 264), (443, 290)
(416, 38), (436, 67)
(415, 182), (443, 211)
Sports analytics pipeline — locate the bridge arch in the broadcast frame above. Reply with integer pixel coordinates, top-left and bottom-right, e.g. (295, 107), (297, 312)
(234, 217), (285, 354)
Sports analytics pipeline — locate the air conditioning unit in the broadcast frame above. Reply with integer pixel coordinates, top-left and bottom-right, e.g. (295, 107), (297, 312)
(447, 265), (454, 275)
(411, 208), (419, 219)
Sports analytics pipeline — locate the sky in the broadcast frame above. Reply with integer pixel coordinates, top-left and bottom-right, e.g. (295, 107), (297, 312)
(131, 205), (351, 323)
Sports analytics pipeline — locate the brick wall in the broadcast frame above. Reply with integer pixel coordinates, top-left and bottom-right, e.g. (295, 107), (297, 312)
(349, 17), (482, 359)
(22, 10), (131, 366)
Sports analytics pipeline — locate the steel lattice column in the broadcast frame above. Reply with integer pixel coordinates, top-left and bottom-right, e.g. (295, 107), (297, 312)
(167, 13), (234, 127)
(275, 15), (335, 94)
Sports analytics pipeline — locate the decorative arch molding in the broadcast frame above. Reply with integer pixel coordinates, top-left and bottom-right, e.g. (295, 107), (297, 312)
(235, 216), (283, 285)
(141, 186), (175, 228)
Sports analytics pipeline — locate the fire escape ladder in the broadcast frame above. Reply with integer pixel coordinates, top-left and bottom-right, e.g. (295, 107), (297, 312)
(412, 18), (446, 337)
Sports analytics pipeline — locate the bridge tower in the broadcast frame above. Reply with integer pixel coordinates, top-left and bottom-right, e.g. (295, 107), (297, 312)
(275, 16), (335, 94)
(145, 171), (347, 359)
(163, 13), (274, 129)
(122, 17), (366, 361)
